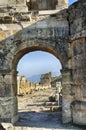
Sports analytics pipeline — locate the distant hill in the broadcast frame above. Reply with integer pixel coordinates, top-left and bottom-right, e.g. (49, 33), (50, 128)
(27, 71), (61, 83)
(27, 74), (41, 83)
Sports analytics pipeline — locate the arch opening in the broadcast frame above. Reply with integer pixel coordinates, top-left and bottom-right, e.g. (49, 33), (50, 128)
(10, 44), (73, 126)
(13, 48), (63, 128)
(12, 46), (64, 97)
(17, 51), (62, 81)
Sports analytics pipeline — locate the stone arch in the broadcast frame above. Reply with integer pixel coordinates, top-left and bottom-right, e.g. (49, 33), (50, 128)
(11, 45), (62, 95)
(8, 38), (69, 71)
(12, 46), (62, 71)
(1, 38), (72, 124)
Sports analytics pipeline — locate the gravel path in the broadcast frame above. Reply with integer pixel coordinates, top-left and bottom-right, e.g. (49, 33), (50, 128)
(14, 89), (82, 130)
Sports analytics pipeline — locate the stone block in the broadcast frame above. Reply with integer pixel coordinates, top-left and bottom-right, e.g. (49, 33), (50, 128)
(62, 95), (74, 123)
(62, 84), (72, 95)
(71, 100), (86, 125)
(0, 0), (8, 5)
(8, 0), (16, 5)
(16, 0), (26, 5)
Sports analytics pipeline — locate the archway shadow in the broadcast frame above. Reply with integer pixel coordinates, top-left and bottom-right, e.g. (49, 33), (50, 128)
(14, 110), (64, 129)
(15, 93), (63, 129)
(14, 109), (79, 129)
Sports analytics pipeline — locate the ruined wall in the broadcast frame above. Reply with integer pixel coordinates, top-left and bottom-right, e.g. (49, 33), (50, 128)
(17, 72), (54, 93)
(17, 76), (33, 95)
(40, 72), (52, 86)
(17, 75), (38, 95)
(69, 0), (86, 125)
(26, 0), (68, 10)
(26, 0), (57, 10)
(0, 0), (67, 12)
(0, 0), (27, 12)
(19, 76), (31, 95)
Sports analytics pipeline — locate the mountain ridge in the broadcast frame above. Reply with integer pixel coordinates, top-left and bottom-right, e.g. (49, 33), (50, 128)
(27, 72), (60, 82)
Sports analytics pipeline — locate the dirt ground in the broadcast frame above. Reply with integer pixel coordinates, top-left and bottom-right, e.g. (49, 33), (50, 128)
(14, 88), (82, 130)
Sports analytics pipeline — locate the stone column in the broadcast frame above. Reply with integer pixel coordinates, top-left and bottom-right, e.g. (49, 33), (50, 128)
(17, 75), (20, 95)
(62, 68), (74, 123)
(11, 70), (18, 123)
(0, 70), (18, 124)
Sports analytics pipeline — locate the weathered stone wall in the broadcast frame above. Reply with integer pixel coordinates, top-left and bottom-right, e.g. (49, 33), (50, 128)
(0, 96), (18, 123)
(71, 101), (86, 125)
(68, 0), (86, 125)
(0, 0), (86, 126)
(0, 0), (67, 12)
(0, 0), (27, 12)
(26, 0), (58, 10)
(71, 38), (86, 101)
(69, 0), (86, 40)
(0, 8), (69, 123)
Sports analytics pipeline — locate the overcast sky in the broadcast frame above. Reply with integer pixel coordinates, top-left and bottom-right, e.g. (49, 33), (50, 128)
(17, 0), (77, 79)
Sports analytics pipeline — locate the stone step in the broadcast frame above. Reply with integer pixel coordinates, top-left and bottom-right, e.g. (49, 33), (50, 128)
(7, 127), (80, 130)
(1, 123), (81, 130)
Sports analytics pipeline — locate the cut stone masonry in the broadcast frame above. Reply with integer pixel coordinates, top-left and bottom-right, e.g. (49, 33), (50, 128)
(0, 0), (86, 126)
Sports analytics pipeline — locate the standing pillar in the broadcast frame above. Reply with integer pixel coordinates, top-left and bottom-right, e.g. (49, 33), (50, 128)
(0, 70), (18, 124)
(17, 75), (20, 95)
(62, 68), (74, 123)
